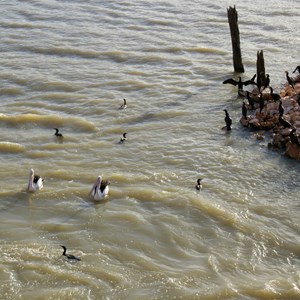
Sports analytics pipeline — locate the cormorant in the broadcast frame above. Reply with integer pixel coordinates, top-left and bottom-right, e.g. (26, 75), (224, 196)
(195, 178), (203, 191)
(246, 91), (255, 110)
(27, 168), (44, 191)
(223, 76), (256, 91)
(278, 100), (284, 116)
(120, 99), (127, 109)
(279, 115), (293, 128)
(223, 109), (232, 131)
(289, 128), (299, 145)
(285, 71), (294, 88)
(293, 66), (300, 74)
(242, 102), (247, 119)
(60, 245), (81, 261)
(269, 87), (281, 101)
(262, 74), (270, 90)
(53, 128), (63, 137)
(89, 176), (110, 200)
(119, 132), (127, 143)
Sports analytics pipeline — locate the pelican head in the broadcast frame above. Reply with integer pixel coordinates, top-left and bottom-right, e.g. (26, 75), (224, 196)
(89, 175), (110, 200)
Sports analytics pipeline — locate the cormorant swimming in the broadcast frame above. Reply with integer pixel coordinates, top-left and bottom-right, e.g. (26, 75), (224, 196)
(119, 132), (127, 143)
(195, 178), (203, 191)
(285, 71), (294, 88)
(27, 168), (44, 191)
(289, 128), (299, 145)
(53, 128), (63, 137)
(89, 176), (110, 200)
(60, 245), (81, 261)
(293, 66), (300, 74)
(223, 109), (232, 131)
(120, 99), (127, 109)
(242, 102), (247, 119)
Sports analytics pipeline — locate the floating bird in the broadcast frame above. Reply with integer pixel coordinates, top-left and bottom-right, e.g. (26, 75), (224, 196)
(278, 100), (284, 116)
(53, 128), (63, 137)
(269, 87), (281, 101)
(242, 102), (247, 119)
(285, 71), (294, 88)
(120, 99), (127, 109)
(119, 132), (127, 144)
(279, 115), (293, 128)
(246, 91), (255, 110)
(223, 109), (232, 131)
(262, 74), (270, 90)
(89, 176), (110, 200)
(60, 245), (81, 261)
(195, 178), (203, 191)
(293, 66), (300, 73)
(289, 128), (299, 145)
(222, 76), (256, 92)
(27, 168), (43, 191)
(259, 93), (265, 114)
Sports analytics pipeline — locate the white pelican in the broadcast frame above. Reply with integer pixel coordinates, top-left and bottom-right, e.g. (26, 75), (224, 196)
(89, 176), (110, 200)
(27, 168), (44, 191)
(120, 99), (127, 109)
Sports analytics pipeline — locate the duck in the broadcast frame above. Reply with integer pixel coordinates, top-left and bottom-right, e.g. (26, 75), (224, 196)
(119, 132), (127, 143)
(120, 99), (127, 109)
(89, 176), (110, 200)
(195, 178), (203, 191)
(27, 168), (44, 191)
(53, 128), (63, 137)
(60, 245), (81, 261)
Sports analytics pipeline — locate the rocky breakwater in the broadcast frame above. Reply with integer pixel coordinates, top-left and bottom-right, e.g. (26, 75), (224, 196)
(240, 73), (300, 160)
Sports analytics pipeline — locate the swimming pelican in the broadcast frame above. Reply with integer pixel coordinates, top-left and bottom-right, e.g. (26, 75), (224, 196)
(89, 176), (110, 200)
(27, 168), (44, 191)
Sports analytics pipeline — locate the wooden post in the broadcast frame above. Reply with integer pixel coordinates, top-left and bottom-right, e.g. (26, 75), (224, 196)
(227, 6), (244, 73)
(256, 50), (265, 90)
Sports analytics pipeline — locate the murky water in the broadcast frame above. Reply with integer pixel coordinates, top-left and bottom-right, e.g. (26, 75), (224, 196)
(1, 1), (300, 299)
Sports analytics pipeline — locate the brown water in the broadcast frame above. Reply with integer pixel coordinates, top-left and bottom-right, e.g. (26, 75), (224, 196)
(1, 1), (300, 299)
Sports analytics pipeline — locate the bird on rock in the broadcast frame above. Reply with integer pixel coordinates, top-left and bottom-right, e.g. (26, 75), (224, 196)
(285, 71), (294, 89)
(223, 76), (256, 92)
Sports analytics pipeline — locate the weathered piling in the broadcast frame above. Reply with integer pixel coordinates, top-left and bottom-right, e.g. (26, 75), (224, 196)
(256, 50), (265, 90)
(227, 6), (244, 73)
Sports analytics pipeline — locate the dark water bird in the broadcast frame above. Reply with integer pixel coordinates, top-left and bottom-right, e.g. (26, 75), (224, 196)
(53, 128), (63, 137)
(119, 132), (127, 143)
(89, 175), (110, 200)
(285, 71), (294, 88)
(278, 100), (284, 116)
(269, 87), (281, 101)
(60, 245), (81, 261)
(259, 93), (265, 114)
(279, 115), (293, 128)
(223, 76), (256, 91)
(293, 66), (300, 73)
(242, 102), (247, 119)
(223, 109), (232, 131)
(289, 128), (299, 145)
(246, 91), (255, 110)
(120, 99), (127, 109)
(262, 74), (270, 90)
(27, 168), (44, 191)
(195, 178), (203, 191)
